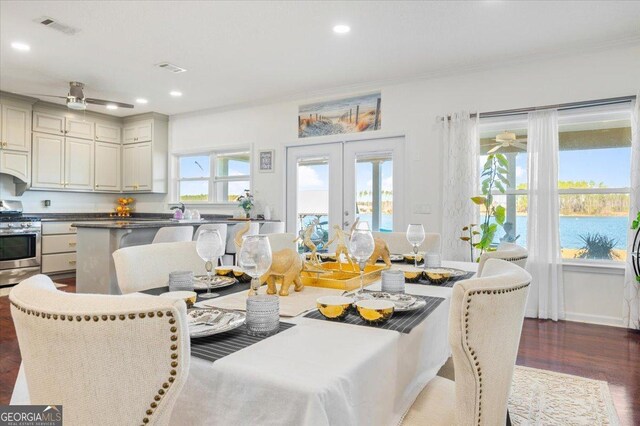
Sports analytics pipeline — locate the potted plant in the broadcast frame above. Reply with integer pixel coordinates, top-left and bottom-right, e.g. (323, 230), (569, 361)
(632, 211), (640, 283)
(460, 153), (510, 262)
(237, 190), (254, 219)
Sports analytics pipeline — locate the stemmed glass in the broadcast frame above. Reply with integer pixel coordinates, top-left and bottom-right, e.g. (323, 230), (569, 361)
(349, 222), (375, 297)
(239, 235), (273, 296)
(406, 224), (426, 268)
(196, 229), (223, 299)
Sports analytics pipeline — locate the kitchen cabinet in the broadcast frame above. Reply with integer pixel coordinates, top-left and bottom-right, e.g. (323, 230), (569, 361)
(32, 133), (65, 189)
(95, 122), (121, 143)
(1, 104), (30, 152)
(33, 110), (94, 140)
(0, 150), (29, 182)
(123, 120), (152, 144)
(33, 111), (65, 136)
(65, 137), (94, 190)
(65, 117), (94, 140)
(123, 142), (152, 191)
(41, 221), (78, 274)
(95, 141), (121, 191)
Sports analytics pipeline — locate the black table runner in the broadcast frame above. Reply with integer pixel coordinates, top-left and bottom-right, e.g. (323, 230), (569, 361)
(142, 280), (250, 301)
(420, 271), (475, 288)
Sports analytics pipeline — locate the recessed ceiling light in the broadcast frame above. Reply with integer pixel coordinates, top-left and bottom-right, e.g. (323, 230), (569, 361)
(11, 42), (30, 51)
(169, 91), (182, 97)
(332, 24), (350, 34)
(106, 104), (118, 110)
(136, 98), (148, 104)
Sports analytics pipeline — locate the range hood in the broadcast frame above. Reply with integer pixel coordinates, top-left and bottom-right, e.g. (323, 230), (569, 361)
(0, 171), (29, 196)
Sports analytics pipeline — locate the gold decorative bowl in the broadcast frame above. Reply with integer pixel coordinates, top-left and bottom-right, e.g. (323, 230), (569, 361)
(215, 266), (233, 276)
(402, 268), (424, 283)
(403, 253), (424, 264)
(232, 267), (251, 282)
(319, 253), (337, 262)
(160, 291), (198, 308)
(316, 296), (354, 320)
(355, 299), (395, 324)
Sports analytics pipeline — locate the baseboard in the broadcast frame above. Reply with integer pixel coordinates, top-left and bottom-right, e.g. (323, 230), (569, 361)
(526, 310), (624, 328)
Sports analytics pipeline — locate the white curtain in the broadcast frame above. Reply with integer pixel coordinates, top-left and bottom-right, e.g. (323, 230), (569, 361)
(440, 112), (479, 262)
(623, 99), (640, 329)
(526, 109), (565, 321)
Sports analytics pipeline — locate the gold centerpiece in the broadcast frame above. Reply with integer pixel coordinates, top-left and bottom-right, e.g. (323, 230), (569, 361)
(114, 197), (135, 217)
(301, 262), (387, 291)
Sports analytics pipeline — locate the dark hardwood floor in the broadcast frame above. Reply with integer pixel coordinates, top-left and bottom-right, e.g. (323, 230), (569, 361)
(1, 279), (639, 425)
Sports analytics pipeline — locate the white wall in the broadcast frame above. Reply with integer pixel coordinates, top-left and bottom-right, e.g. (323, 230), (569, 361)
(168, 43), (640, 326)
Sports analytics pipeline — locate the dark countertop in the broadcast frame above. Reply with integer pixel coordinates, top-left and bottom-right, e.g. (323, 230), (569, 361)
(70, 219), (264, 229)
(29, 212), (234, 221)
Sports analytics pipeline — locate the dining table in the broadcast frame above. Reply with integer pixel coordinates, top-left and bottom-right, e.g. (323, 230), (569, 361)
(168, 260), (478, 426)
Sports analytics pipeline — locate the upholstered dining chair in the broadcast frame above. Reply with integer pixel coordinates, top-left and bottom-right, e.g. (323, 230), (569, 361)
(267, 232), (297, 252)
(402, 259), (531, 426)
(259, 221), (286, 234)
(477, 242), (529, 276)
(225, 222), (260, 257)
(113, 241), (207, 294)
(372, 231), (441, 254)
(10, 274), (190, 426)
(152, 226), (194, 244)
(193, 223), (228, 244)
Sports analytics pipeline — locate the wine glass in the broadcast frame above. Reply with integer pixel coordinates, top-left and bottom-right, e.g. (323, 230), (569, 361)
(196, 229), (223, 299)
(406, 224), (426, 268)
(239, 235), (273, 296)
(349, 223), (375, 297)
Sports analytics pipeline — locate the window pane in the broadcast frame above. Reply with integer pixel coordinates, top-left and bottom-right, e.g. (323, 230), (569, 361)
(215, 180), (250, 203)
(479, 127), (528, 190)
(355, 155), (393, 231)
(179, 180), (209, 202)
(217, 152), (250, 177)
(559, 194), (628, 261)
(296, 160), (329, 251)
(179, 155), (210, 178)
(483, 194), (528, 246)
(558, 117), (631, 188)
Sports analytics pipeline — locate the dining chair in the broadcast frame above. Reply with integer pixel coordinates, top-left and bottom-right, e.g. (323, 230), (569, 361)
(193, 223), (228, 245)
(402, 259), (531, 426)
(477, 242), (529, 276)
(9, 274), (190, 426)
(259, 221), (285, 234)
(152, 226), (194, 244)
(372, 231), (441, 254)
(113, 241), (207, 293)
(267, 232), (297, 252)
(225, 222), (260, 255)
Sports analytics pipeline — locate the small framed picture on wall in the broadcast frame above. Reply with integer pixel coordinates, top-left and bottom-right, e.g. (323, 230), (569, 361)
(258, 149), (275, 173)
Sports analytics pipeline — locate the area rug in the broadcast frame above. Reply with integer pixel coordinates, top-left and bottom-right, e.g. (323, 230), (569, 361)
(509, 365), (620, 425)
(0, 282), (67, 297)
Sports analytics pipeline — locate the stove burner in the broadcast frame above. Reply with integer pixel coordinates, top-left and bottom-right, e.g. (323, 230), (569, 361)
(0, 216), (41, 223)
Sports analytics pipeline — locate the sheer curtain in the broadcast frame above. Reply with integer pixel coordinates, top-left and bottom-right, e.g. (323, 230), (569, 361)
(526, 109), (565, 321)
(623, 99), (640, 329)
(440, 112), (479, 261)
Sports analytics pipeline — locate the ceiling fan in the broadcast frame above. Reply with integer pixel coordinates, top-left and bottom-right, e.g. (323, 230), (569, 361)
(29, 81), (134, 110)
(486, 131), (527, 154)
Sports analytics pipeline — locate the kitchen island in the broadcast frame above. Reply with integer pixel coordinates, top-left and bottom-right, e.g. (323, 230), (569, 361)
(72, 218), (271, 295)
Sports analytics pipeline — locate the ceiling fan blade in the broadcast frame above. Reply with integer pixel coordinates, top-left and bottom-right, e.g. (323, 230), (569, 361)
(513, 141), (528, 150)
(24, 93), (68, 99)
(85, 98), (134, 108)
(487, 145), (502, 154)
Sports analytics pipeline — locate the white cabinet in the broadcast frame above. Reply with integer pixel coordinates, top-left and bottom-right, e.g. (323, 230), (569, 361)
(123, 120), (152, 144)
(95, 141), (121, 191)
(1, 104), (30, 152)
(65, 137), (94, 190)
(95, 122), (121, 143)
(32, 133), (65, 189)
(65, 117), (94, 140)
(122, 142), (152, 191)
(41, 221), (78, 274)
(33, 111), (65, 136)
(0, 150), (29, 182)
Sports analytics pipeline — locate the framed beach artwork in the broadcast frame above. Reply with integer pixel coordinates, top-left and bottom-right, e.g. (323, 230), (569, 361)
(258, 149), (275, 172)
(298, 92), (382, 138)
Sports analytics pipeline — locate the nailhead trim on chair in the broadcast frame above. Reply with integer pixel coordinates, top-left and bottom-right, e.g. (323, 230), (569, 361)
(502, 256), (528, 262)
(9, 301), (180, 426)
(462, 282), (530, 425)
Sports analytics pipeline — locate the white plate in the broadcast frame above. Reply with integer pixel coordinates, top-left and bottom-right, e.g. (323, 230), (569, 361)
(193, 275), (237, 291)
(187, 308), (246, 338)
(344, 291), (424, 312)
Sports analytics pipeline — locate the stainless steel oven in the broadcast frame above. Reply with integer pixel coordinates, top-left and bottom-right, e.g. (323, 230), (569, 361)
(0, 200), (42, 286)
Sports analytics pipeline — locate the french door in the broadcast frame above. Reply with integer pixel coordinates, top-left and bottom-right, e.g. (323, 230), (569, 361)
(286, 136), (404, 249)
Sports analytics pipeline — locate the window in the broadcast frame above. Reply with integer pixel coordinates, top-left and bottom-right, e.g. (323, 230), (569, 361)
(479, 105), (632, 263)
(176, 149), (251, 203)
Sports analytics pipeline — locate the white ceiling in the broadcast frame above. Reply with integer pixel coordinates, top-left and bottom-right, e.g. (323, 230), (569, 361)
(1, 1), (639, 117)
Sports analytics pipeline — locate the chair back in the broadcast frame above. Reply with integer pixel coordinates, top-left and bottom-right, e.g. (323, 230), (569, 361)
(260, 222), (285, 234)
(449, 259), (531, 426)
(226, 222), (260, 254)
(194, 223), (228, 246)
(113, 241), (207, 294)
(267, 233), (297, 252)
(10, 275), (190, 426)
(477, 242), (528, 275)
(152, 226), (194, 244)
(372, 231), (441, 254)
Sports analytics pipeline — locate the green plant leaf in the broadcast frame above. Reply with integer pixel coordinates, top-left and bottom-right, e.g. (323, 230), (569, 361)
(495, 153), (508, 167)
(498, 174), (510, 187)
(494, 205), (506, 225)
(494, 180), (506, 194)
(632, 219), (639, 230)
(471, 196), (487, 205)
(472, 231), (481, 235)
(498, 167), (509, 175)
(462, 226), (469, 231)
